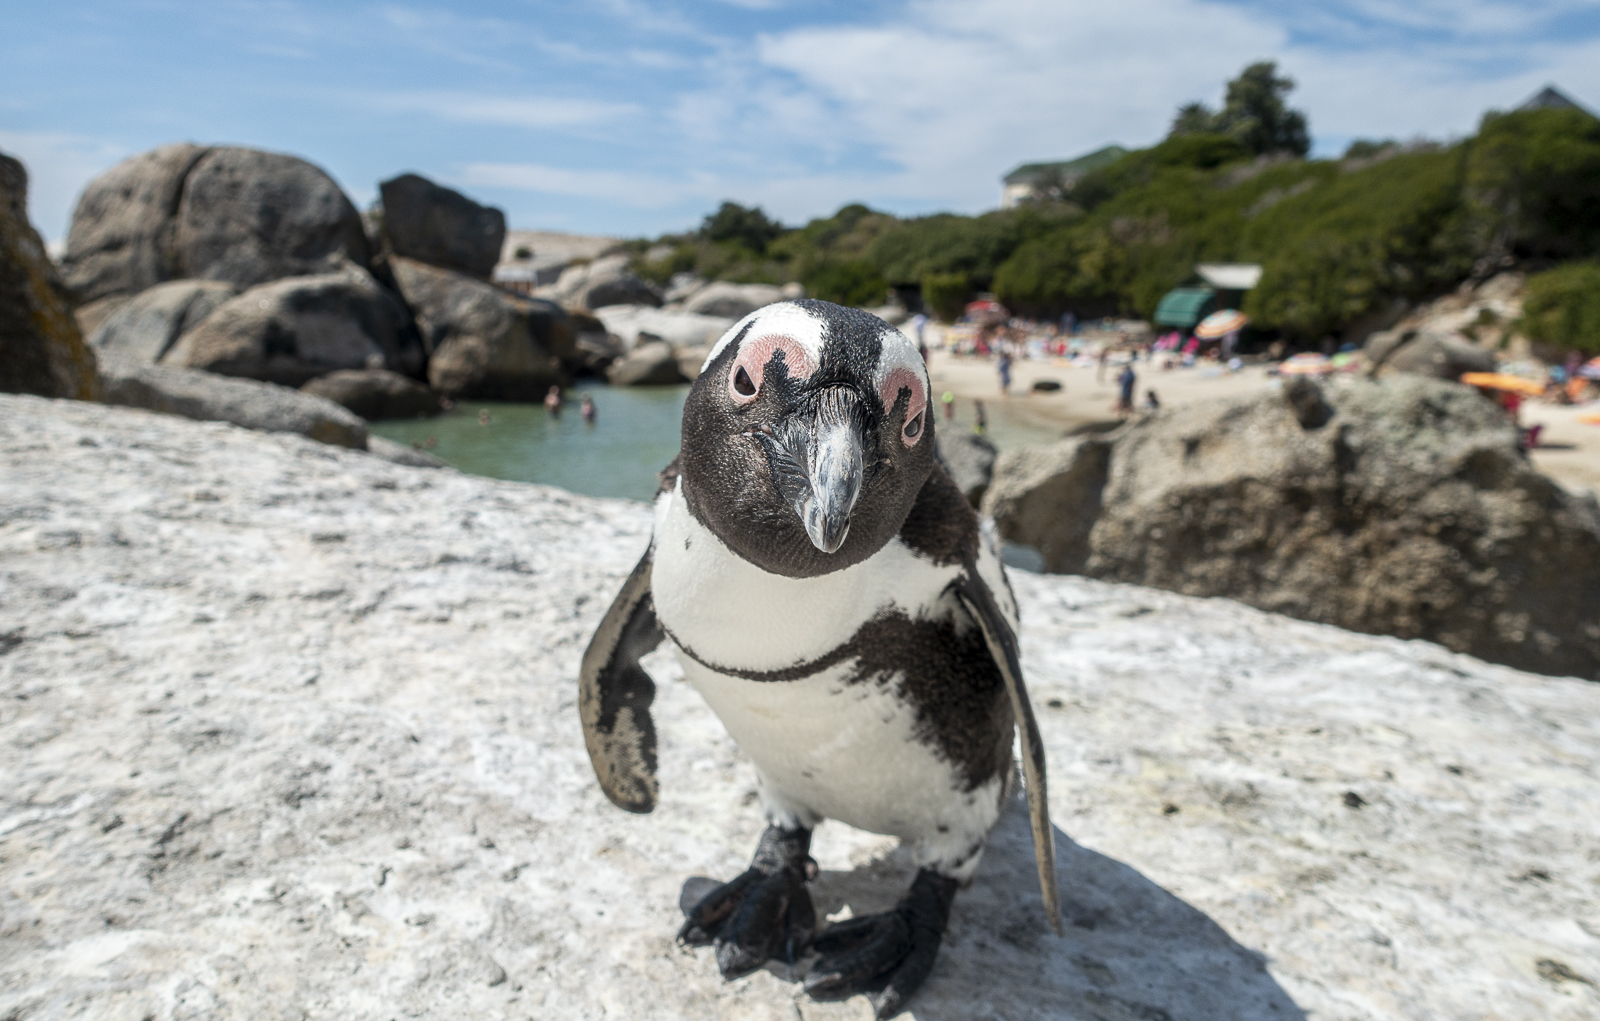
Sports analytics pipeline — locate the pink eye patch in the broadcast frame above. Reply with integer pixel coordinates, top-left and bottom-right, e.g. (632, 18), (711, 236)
(878, 367), (927, 445)
(728, 334), (816, 403)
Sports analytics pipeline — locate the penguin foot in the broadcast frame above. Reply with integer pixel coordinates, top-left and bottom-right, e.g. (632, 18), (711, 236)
(803, 869), (958, 1019)
(678, 825), (817, 979)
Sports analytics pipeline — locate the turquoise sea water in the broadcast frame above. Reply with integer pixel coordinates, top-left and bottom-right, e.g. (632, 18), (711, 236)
(369, 383), (1065, 503)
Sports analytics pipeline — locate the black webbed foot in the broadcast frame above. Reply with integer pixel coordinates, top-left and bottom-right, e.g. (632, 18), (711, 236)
(803, 869), (958, 1019)
(678, 825), (817, 979)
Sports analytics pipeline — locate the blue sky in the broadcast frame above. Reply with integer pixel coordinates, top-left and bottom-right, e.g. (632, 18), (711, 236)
(5, 0), (1599, 245)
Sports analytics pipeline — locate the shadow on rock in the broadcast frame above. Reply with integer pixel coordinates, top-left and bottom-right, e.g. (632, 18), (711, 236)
(803, 797), (1305, 1020)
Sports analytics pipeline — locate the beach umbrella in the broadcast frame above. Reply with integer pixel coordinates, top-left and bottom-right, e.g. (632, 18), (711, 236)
(1193, 309), (1249, 339)
(1579, 357), (1600, 381)
(1459, 372), (1546, 396)
(1277, 352), (1333, 375)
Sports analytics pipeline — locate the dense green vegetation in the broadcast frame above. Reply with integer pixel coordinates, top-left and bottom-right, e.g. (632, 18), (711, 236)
(1522, 261), (1600, 354)
(630, 65), (1600, 344)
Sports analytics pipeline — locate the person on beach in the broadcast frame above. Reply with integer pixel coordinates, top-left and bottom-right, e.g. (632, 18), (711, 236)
(1117, 363), (1137, 419)
(580, 393), (596, 424)
(942, 391), (955, 421)
(1144, 389), (1161, 412)
(972, 399), (988, 435)
(1096, 347), (1109, 383)
(544, 385), (563, 417)
(997, 346), (1013, 396)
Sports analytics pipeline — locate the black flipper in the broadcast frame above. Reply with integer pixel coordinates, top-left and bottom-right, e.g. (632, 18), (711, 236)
(955, 574), (1064, 935)
(579, 547), (665, 813)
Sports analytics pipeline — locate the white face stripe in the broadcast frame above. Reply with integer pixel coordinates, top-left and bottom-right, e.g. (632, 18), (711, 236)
(703, 302), (827, 372)
(702, 302), (930, 419)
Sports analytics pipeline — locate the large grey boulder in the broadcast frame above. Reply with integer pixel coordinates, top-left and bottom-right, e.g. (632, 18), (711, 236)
(378, 173), (505, 279)
(4, 392), (1599, 1021)
(606, 340), (688, 386)
(0, 152), (100, 401)
(162, 268), (420, 386)
(302, 368), (441, 420)
(367, 434), (450, 467)
(174, 147), (371, 288)
(935, 429), (1000, 507)
(99, 358), (366, 448)
(546, 254), (662, 311)
(87, 279), (237, 364)
(389, 256), (572, 399)
(984, 376), (1600, 680)
(682, 281), (784, 319)
(58, 142), (210, 304)
(592, 304), (736, 351)
(1365, 328), (1495, 380)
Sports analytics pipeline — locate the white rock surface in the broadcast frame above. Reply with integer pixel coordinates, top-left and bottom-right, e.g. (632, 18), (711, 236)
(2, 393), (1598, 1021)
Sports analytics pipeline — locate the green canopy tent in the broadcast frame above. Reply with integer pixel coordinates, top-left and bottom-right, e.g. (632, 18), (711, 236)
(1154, 287), (1216, 329)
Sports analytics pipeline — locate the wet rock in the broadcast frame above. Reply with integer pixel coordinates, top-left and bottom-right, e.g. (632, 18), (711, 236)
(88, 279), (237, 364)
(378, 173), (505, 280)
(3, 392), (1598, 1021)
(682, 281), (784, 319)
(606, 340), (688, 386)
(367, 434), (450, 468)
(0, 151), (100, 400)
(58, 143), (211, 304)
(985, 376), (1600, 679)
(99, 360), (366, 448)
(936, 430), (1000, 507)
(389, 256), (571, 400)
(163, 267), (419, 386)
(174, 146), (371, 288)
(675, 345), (711, 382)
(301, 369), (441, 420)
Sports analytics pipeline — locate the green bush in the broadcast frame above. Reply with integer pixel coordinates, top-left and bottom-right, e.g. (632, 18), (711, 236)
(1522, 261), (1600, 354)
(1466, 108), (1600, 262)
(803, 259), (887, 308)
(920, 271), (971, 321)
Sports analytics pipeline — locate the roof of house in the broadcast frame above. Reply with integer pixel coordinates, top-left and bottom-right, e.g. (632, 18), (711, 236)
(1195, 263), (1263, 290)
(1002, 145), (1129, 185)
(1518, 86), (1594, 116)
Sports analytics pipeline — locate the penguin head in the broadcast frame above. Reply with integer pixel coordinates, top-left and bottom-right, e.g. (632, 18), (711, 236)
(679, 299), (935, 579)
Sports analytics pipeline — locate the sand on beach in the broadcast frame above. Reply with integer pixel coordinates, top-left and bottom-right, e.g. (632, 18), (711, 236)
(924, 346), (1600, 500)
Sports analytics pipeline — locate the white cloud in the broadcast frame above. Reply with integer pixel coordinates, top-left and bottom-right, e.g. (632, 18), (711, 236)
(354, 91), (641, 130)
(0, 130), (126, 245)
(457, 162), (712, 207)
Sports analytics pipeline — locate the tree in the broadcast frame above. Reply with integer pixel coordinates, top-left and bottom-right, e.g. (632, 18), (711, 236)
(699, 201), (785, 253)
(1166, 61), (1311, 157)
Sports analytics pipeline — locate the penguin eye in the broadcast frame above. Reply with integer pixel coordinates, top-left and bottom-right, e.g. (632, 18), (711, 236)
(903, 412), (923, 442)
(732, 366), (757, 398)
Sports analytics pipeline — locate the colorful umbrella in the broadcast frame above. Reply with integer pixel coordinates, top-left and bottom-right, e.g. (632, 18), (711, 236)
(1459, 372), (1546, 396)
(1277, 352), (1333, 375)
(1580, 357), (1600, 381)
(1193, 309), (1249, 339)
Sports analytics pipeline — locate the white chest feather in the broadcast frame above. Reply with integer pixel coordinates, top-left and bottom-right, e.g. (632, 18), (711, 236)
(650, 481), (963, 672)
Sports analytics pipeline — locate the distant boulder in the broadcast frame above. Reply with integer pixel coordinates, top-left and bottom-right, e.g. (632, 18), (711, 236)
(0, 152), (100, 401)
(592, 305), (735, 352)
(302, 368), (441, 420)
(682, 281), (785, 319)
(163, 268), (419, 386)
(59, 143), (210, 304)
(378, 173), (505, 279)
(88, 279), (237, 364)
(1365, 328), (1495, 380)
(547, 254), (662, 311)
(100, 359), (366, 449)
(606, 340), (688, 386)
(367, 434), (450, 468)
(175, 147), (371, 288)
(983, 376), (1600, 680)
(389, 256), (571, 400)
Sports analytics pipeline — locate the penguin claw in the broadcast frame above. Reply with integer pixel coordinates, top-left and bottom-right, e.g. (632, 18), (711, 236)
(677, 826), (816, 979)
(803, 869), (959, 1018)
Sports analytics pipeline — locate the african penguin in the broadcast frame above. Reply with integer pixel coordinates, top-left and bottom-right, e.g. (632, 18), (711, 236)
(580, 298), (1060, 1018)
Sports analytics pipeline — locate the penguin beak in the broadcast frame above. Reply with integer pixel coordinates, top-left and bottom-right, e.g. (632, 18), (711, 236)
(747, 387), (867, 555)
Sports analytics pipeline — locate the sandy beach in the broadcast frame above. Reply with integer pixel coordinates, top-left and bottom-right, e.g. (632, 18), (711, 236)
(924, 345), (1600, 501)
